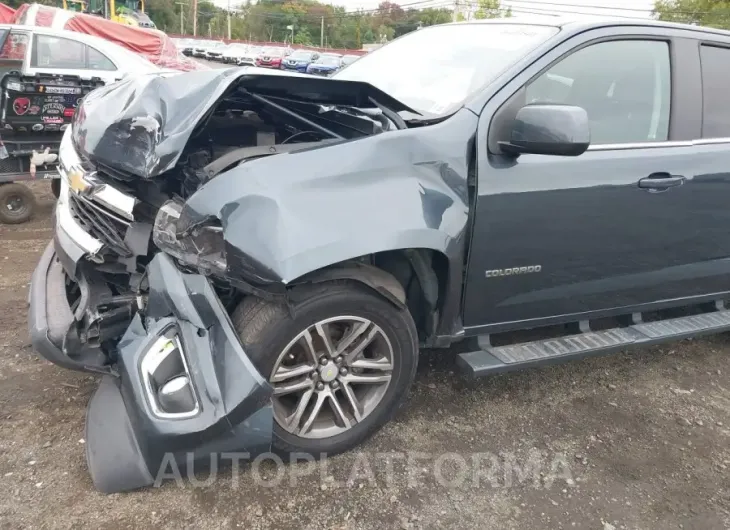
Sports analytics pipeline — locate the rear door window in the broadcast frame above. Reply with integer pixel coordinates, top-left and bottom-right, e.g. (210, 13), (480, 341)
(87, 46), (117, 71)
(699, 44), (730, 139)
(31, 34), (86, 69)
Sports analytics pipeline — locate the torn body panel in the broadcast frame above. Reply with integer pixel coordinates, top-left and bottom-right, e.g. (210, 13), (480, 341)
(71, 68), (417, 180)
(179, 108), (476, 293)
(29, 240), (273, 493)
(29, 67), (475, 493)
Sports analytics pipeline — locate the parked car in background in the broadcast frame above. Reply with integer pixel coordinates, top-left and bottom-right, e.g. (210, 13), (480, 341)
(176, 39), (194, 56)
(280, 49), (319, 72)
(222, 43), (248, 63)
(5, 24), (162, 82)
(255, 46), (287, 68)
(0, 24), (161, 223)
(192, 40), (218, 58)
(306, 54), (342, 76)
(236, 45), (261, 66)
(205, 41), (227, 61)
(341, 54), (360, 67)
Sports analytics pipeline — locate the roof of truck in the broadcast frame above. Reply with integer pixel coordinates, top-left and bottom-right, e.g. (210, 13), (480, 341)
(449, 15), (730, 38)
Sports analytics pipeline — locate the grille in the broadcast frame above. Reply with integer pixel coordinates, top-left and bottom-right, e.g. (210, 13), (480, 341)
(68, 193), (133, 258)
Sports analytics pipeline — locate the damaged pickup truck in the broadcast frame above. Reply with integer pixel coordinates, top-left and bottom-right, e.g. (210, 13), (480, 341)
(28, 17), (730, 492)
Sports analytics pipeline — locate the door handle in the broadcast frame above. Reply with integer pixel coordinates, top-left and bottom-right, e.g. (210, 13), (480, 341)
(638, 172), (686, 189)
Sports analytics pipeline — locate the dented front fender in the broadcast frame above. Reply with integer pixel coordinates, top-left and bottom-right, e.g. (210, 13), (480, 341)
(179, 108), (477, 287)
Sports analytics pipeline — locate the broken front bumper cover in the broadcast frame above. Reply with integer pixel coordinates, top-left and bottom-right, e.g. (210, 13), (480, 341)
(28, 242), (273, 493)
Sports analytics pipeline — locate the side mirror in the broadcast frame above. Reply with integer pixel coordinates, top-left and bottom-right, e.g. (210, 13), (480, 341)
(499, 104), (590, 157)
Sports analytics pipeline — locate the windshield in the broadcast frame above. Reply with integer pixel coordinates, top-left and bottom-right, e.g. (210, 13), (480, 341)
(333, 23), (558, 116)
(290, 51), (314, 61)
(316, 56), (341, 66)
(262, 47), (286, 57)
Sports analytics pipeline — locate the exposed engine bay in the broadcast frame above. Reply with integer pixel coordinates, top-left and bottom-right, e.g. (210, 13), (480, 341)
(57, 70), (413, 361)
(172, 90), (398, 199)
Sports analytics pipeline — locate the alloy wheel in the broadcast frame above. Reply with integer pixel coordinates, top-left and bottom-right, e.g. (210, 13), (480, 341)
(269, 316), (395, 439)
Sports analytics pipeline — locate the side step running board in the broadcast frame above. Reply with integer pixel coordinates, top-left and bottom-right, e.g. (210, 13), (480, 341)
(457, 309), (730, 377)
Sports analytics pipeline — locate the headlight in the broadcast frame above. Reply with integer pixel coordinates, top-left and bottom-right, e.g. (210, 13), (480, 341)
(153, 199), (227, 273)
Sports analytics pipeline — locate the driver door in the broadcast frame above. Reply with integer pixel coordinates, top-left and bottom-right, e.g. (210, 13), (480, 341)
(463, 29), (723, 330)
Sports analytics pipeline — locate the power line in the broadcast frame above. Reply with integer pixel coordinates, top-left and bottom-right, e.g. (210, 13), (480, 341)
(504, 0), (652, 14)
(460, 1), (652, 20)
(190, 0), (730, 36)
(503, 0), (730, 18)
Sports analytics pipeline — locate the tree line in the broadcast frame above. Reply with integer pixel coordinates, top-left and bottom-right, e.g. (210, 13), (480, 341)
(2, 0), (512, 49)
(156, 0), (511, 48)
(654, 0), (730, 29)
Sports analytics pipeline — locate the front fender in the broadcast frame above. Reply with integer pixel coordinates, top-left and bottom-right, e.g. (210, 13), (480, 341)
(181, 108), (477, 286)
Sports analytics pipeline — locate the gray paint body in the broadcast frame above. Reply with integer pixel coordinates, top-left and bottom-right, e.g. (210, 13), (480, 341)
(28, 18), (730, 492)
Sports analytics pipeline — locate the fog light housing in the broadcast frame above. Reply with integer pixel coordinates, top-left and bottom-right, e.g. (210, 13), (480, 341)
(140, 331), (199, 419)
(158, 375), (196, 415)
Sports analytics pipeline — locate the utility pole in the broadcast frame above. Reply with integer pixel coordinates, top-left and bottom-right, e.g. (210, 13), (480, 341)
(192, 0), (198, 36)
(227, 0), (231, 40)
(320, 16), (324, 48)
(175, 1), (185, 34)
(452, 0), (458, 22)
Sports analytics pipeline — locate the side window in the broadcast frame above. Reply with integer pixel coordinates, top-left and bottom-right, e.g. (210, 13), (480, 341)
(87, 46), (117, 71)
(0, 31), (29, 61)
(525, 40), (671, 145)
(699, 45), (730, 139)
(31, 34), (86, 69)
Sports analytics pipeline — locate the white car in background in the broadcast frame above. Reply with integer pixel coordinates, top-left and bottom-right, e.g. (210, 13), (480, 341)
(0, 24), (160, 84)
(0, 24), (163, 223)
(204, 41), (227, 61)
(222, 43), (250, 64)
(236, 45), (262, 66)
(192, 40), (221, 58)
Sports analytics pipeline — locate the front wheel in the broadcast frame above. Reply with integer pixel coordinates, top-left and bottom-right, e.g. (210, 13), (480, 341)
(232, 282), (419, 456)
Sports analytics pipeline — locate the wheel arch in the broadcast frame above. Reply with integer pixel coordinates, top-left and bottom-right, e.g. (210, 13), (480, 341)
(289, 247), (452, 343)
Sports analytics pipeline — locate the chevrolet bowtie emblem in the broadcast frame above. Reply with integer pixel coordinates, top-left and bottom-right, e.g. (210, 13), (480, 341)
(68, 169), (90, 194)
(68, 170), (105, 197)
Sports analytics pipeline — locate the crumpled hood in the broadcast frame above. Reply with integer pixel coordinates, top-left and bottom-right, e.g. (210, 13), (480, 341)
(71, 67), (416, 180)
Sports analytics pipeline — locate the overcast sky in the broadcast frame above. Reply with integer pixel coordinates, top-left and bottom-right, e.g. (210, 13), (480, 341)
(216, 0), (656, 17)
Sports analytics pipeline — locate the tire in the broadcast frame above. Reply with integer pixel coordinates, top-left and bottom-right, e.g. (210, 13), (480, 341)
(0, 183), (36, 224)
(50, 178), (60, 199)
(232, 282), (419, 456)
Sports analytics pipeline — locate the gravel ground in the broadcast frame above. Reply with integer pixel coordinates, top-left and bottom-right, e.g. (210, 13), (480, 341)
(1, 166), (729, 529)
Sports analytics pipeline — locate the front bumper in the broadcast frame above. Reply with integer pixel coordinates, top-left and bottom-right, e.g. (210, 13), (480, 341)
(307, 68), (335, 76)
(29, 217), (274, 492)
(281, 63), (307, 72)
